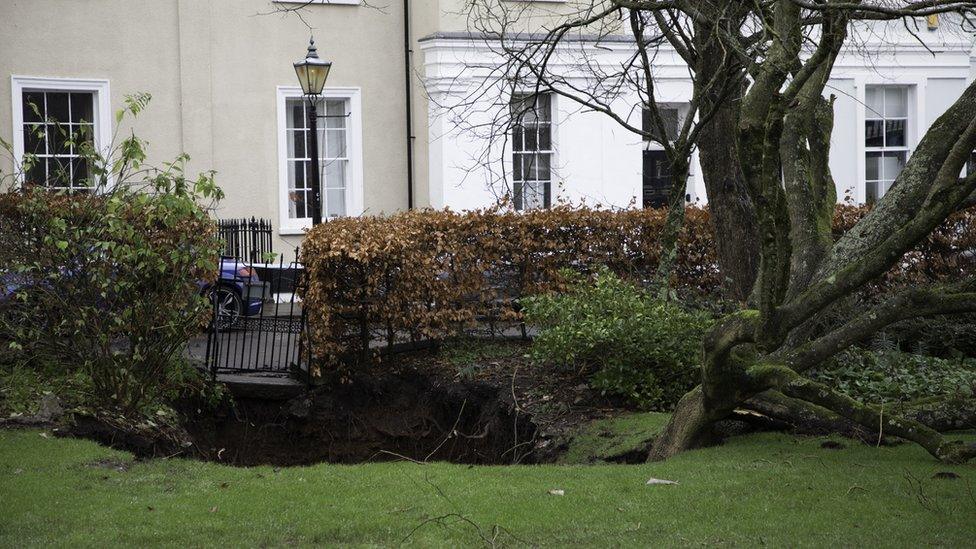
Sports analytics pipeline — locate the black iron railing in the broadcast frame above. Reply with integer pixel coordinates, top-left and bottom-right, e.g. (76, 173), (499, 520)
(218, 218), (274, 263)
(203, 248), (312, 378)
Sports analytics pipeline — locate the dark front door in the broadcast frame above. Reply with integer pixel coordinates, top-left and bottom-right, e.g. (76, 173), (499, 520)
(643, 150), (671, 208)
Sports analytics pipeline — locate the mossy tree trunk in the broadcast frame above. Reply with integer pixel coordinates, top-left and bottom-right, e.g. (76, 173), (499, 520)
(691, 2), (761, 301)
(650, 1), (976, 464)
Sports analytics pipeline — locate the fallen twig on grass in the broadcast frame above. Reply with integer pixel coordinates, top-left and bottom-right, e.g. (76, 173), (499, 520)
(903, 469), (943, 514)
(400, 512), (531, 548)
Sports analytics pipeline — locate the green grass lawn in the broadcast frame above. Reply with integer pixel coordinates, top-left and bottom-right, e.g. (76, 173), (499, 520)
(1, 428), (975, 547)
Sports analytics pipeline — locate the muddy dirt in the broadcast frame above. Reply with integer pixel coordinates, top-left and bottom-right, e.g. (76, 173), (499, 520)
(183, 372), (539, 466)
(58, 340), (631, 466)
(62, 370), (551, 466)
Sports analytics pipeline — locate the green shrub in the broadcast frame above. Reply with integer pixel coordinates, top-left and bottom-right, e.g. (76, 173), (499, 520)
(811, 347), (976, 403)
(0, 94), (224, 415)
(523, 270), (712, 410)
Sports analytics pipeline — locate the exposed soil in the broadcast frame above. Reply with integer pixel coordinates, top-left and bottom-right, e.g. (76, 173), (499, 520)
(57, 340), (629, 466)
(182, 371), (540, 466)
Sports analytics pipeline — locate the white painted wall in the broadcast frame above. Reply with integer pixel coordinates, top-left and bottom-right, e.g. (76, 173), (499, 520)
(422, 38), (707, 210)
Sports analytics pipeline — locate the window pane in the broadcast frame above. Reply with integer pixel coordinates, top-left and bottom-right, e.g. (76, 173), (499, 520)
(510, 95), (531, 119)
(527, 155), (540, 181)
(70, 93), (94, 123)
(539, 127), (551, 150)
(536, 95), (551, 122)
(866, 180), (880, 203)
(325, 160), (346, 217)
(885, 87), (908, 118)
(866, 152), (882, 181)
(23, 92), (45, 122)
(288, 100), (305, 130)
(865, 120), (884, 147)
(528, 154), (550, 181)
(516, 102), (537, 125)
(25, 156), (46, 185)
(325, 129), (346, 158)
(865, 87), (884, 118)
(50, 124), (70, 155)
(885, 119), (906, 147)
(290, 129), (307, 159)
(523, 155), (536, 181)
(324, 159), (346, 189)
(523, 181), (547, 210)
(645, 107), (672, 144)
(46, 93), (69, 123)
(326, 188), (345, 218)
(290, 189), (308, 219)
(74, 123), (95, 151)
(23, 125), (46, 155)
(51, 157), (71, 186)
(72, 158), (89, 188)
(325, 100), (346, 128)
(289, 160), (307, 189)
(288, 161), (308, 219)
(512, 127), (523, 151)
(538, 154), (551, 181)
(525, 129), (537, 151)
(513, 153), (523, 181)
(881, 152), (906, 181)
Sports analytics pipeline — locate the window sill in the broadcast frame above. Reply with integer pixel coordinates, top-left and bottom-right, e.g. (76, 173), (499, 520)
(278, 227), (309, 236)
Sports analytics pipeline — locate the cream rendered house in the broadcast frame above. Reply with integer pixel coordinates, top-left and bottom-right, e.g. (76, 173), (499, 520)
(1, 1), (975, 253)
(1, 0), (415, 253)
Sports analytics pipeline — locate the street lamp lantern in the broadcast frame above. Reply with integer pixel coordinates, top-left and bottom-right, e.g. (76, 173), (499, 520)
(294, 37), (332, 96)
(294, 37), (332, 226)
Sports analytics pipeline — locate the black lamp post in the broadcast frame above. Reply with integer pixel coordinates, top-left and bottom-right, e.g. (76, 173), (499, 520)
(294, 37), (332, 226)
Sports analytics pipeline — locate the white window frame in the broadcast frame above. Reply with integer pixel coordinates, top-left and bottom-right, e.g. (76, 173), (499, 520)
(863, 85), (912, 202)
(276, 86), (364, 235)
(510, 91), (555, 211)
(855, 78), (923, 204)
(10, 76), (112, 188)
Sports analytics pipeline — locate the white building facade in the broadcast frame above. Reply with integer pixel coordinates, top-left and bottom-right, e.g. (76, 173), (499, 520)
(421, 23), (976, 211)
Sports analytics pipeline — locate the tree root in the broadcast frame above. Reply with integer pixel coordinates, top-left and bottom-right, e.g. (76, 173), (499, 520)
(650, 383), (976, 464)
(775, 372), (976, 464)
(741, 390), (882, 443)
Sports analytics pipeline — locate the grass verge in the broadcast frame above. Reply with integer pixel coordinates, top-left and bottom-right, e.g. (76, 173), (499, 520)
(1, 428), (975, 547)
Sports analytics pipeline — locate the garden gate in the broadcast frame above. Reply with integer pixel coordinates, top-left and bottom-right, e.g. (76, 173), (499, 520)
(203, 246), (313, 378)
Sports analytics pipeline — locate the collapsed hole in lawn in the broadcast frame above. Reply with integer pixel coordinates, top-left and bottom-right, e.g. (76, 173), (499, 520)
(174, 373), (539, 466)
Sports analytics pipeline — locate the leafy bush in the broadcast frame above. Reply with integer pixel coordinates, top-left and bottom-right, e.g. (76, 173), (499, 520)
(523, 270), (712, 410)
(811, 347), (976, 404)
(0, 94), (224, 414)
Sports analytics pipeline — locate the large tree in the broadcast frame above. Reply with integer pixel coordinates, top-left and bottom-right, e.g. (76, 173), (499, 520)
(455, 0), (976, 462)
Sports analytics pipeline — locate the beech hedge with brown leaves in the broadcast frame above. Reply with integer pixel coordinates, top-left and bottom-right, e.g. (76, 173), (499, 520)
(300, 205), (975, 372)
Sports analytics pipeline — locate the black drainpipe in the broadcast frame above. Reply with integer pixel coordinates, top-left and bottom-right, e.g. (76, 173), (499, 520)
(403, 0), (415, 209)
